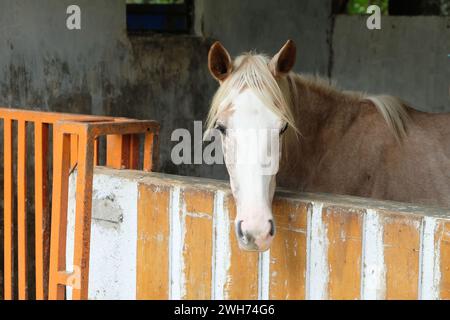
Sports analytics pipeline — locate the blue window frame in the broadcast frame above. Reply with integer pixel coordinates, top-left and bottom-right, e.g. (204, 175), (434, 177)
(126, 0), (192, 33)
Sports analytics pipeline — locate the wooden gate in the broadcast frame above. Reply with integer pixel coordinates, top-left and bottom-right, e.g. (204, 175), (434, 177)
(0, 108), (159, 300)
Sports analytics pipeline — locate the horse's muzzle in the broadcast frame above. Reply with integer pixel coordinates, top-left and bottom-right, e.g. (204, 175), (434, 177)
(236, 219), (275, 252)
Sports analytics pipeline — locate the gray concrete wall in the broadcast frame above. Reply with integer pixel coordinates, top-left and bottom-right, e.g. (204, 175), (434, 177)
(115, 35), (227, 179)
(196, 1), (450, 113)
(332, 16), (450, 113)
(195, 0), (333, 76)
(0, 0), (127, 114)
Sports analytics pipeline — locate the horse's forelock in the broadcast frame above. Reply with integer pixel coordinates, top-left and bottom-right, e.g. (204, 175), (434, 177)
(206, 53), (299, 134)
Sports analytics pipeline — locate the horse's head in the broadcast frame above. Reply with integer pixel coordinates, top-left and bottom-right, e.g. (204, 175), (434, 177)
(207, 40), (297, 251)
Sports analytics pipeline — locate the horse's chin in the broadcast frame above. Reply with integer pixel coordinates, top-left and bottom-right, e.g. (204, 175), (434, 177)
(238, 245), (271, 253)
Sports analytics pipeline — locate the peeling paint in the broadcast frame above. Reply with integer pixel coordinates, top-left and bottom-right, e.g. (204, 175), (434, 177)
(306, 202), (329, 300)
(419, 216), (441, 300)
(361, 209), (386, 300)
(212, 191), (231, 300)
(66, 173), (138, 300)
(258, 250), (271, 300)
(169, 186), (184, 300)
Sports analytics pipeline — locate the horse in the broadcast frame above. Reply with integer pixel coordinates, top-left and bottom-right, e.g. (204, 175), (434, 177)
(206, 40), (450, 252)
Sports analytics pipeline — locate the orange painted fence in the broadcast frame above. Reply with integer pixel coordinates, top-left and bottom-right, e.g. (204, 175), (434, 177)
(0, 108), (159, 300)
(83, 169), (449, 300)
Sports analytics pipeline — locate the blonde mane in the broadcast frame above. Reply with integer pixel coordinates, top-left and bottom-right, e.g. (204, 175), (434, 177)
(290, 73), (410, 140)
(364, 95), (410, 140)
(206, 53), (298, 133)
(207, 52), (409, 141)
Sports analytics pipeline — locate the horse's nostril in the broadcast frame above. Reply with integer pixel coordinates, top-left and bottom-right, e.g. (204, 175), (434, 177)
(237, 220), (244, 239)
(269, 219), (275, 237)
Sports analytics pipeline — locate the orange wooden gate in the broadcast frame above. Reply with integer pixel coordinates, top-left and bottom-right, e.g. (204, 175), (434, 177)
(0, 108), (159, 300)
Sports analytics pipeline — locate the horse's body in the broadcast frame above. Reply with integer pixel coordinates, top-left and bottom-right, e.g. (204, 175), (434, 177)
(278, 74), (450, 209)
(207, 40), (450, 251)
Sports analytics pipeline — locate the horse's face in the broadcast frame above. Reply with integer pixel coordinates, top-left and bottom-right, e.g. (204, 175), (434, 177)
(208, 41), (296, 252)
(215, 89), (285, 251)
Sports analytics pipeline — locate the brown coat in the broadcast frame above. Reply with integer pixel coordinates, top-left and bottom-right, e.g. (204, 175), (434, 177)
(278, 75), (450, 209)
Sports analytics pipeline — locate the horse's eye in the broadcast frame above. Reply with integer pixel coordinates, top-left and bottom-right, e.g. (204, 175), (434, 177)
(215, 124), (227, 136)
(280, 123), (289, 135)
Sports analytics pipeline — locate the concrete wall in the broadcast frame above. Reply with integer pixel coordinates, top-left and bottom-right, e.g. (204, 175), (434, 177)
(0, 0), (126, 114)
(195, 0), (333, 76)
(66, 172), (139, 300)
(67, 167), (450, 300)
(111, 34), (226, 179)
(332, 16), (450, 113)
(196, 1), (450, 113)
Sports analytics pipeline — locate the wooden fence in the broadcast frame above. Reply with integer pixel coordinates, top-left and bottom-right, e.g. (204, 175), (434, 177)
(0, 108), (159, 300)
(78, 168), (450, 300)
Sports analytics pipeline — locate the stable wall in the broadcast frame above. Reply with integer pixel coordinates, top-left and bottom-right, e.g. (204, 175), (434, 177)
(195, 0), (333, 76)
(197, 1), (450, 113)
(332, 16), (450, 113)
(66, 167), (450, 300)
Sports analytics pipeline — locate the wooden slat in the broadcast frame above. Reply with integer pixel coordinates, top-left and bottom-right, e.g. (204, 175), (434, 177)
(269, 199), (307, 300)
(48, 132), (71, 300)
(182, 190), (214, 300)
(3, 118), (13, 300)
(143, 131), (158, 172)
(71, 132), (95, 300)
(34, 122), (50, 300)
(129, 134), (140, 170)
(70, 134), (78, 170)
(439, 221), (450, 299)
(93, 138), (99, 166)
(106, 134), (139, 170)
(325, 206), (363, 300)
(106, 135), (128, 169)
(137, 184), (170, 299)
(383, 213), (421, 300)
(224, 195), (259, 299)
(17, 120), (28, 300)
(0, 107), (115, 124)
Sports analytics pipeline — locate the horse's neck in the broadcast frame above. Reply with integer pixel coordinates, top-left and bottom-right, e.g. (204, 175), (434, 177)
(279, 75), (364, 188)
(292, 75), (361, 139)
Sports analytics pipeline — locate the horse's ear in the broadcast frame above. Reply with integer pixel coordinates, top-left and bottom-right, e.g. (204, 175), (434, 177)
(270, 40), (297, 77)
(208, 41), (232, 83)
